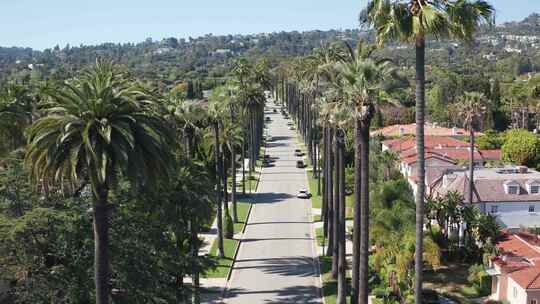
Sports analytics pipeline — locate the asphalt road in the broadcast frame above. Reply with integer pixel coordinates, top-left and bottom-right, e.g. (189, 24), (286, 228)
(223, 103), (322, 304)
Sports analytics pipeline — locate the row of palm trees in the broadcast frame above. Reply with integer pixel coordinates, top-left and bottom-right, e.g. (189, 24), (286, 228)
(274, 1), (494, 303)
(16, 57), (270, 304)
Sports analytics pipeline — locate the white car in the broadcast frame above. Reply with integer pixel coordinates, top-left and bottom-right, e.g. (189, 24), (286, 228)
(297, 189), (312, 199)
(266, 135), (273, 142)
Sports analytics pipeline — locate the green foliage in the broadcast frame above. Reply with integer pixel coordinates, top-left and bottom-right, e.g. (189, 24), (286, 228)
(476, 130), (504, 150)
(501, 129), (540, 166)
(467, 264), (491, 296)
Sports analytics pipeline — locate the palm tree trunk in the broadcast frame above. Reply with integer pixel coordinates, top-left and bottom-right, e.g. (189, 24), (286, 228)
(414, 35), (426, 304)
(332, 127), (340, 279)
(94, 189), (110, 304)
(191, 220), (201, 304)
(326, 128), (335, 257)
(215, 122), (225, 257)
(469, 129), (475, 205)
(337, 130), (347, 304)
(232, 145), (238, 223)
(359, 122), (371, 304)
(242, 138), (246, 195)
(352, 119), (361, 304)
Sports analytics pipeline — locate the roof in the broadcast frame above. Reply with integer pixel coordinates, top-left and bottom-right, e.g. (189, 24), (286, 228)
(493, 234), (540, 289)
(371, 123), (470, 137)
(434, 167), (540, 204)
(383, 136), (470, 153)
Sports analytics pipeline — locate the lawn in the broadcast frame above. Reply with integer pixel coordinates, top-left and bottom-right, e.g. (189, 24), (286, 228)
(203, 198), (253, 278)
(423, 262), (484, 303)
(319, 255), (352, 304)
(204, 238), (239, 278)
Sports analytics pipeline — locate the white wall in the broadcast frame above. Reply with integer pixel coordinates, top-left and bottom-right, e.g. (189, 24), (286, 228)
(507, 277), (528, 304)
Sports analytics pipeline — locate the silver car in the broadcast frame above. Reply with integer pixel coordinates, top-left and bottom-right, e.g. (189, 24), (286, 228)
(297, 189), (312, 199)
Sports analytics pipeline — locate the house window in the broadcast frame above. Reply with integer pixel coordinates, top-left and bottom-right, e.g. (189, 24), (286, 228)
(531, 185), (540, 194)
(531, 299), (537, 304)
(530, 205), (536, 213)
(491, 205), (498, 214)
(513, 287), (517, 298)
(508, 185), (519, 194)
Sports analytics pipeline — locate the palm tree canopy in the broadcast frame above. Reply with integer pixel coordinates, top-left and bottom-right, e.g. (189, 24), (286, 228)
(364, 0), (494, 45)
(25, 60), (173, 196)
(337, 42), (397, 121)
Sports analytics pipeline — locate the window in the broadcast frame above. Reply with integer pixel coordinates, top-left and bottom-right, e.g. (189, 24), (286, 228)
(531, 185), (540, 194)
(531, 299), (537, 304)
(491, 205), (499, 214)
(508, 185), (519, 194)
(530, 205), (536, 213)
(513, 287), (517, 298)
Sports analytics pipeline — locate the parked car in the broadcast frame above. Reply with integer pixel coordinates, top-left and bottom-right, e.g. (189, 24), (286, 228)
(286, 121), (293, 126)
(296, 160), (306, 168)
(297, 189), (312, 199)
(265, 116), (271, 122)
(289, 126), (295, 130)
(273, 109), (277, 113)
(266, 135), (273, 142)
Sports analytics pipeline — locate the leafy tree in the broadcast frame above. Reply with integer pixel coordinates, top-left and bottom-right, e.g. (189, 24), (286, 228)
(25, 60), (173, 304)
(501, 129), (540, 167)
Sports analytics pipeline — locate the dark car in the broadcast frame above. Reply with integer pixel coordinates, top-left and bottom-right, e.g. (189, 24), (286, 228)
(296, 160), (306, 168)
(273, 109), (277, 113)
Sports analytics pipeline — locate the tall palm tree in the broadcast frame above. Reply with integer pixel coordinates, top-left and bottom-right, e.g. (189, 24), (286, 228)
(455, 92), (489, 205)
(338, 41), (396, 304)
(364, 2), (493, 301)
(25, 60), (173, 304)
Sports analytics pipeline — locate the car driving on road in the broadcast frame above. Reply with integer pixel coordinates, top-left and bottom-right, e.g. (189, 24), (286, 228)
(297, 189), (312, 199)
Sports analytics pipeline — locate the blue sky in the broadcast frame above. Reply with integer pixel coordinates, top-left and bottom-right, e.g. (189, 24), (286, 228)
(1, 0), (539, 50)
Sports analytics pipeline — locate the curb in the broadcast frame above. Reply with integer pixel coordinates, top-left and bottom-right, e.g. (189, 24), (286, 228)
(306, 170), (326, 304)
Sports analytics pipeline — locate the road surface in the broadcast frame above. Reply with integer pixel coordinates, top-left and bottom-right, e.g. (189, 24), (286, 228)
(223, 103), (322, 304)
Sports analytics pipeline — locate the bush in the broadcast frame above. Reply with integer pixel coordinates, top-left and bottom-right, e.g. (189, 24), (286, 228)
(224, 209), (234, 239)
(467, 264), (491, 296)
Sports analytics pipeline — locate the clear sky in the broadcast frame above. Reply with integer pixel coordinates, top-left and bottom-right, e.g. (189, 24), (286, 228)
(1, 0), (539, 50)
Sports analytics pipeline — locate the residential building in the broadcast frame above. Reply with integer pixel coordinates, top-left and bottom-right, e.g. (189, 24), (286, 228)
(372, 123), (468, 138)
(381, 136), (501, 195)
(488, 233), (540, 304)
(433, 167), (540, 230)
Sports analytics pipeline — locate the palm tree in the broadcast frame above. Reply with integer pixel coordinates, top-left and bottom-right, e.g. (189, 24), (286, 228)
(0, 84), (33, 153)
(338, 41), (396, 304)
(455, 92), (488, 205)
(364, 2), (493, 301)
(25, 60), (173, 304)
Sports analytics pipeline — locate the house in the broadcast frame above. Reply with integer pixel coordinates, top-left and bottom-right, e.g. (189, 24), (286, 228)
(383, 136), (502, 196)
(433, 167), (540, 231)
(371, 123), (468, 138)
(488, 233), (540, 304)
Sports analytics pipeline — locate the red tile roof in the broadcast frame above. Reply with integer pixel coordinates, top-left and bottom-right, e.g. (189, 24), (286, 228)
(383, 136), (470, 153)
(494, 234), (540, 289)
(371, 123), (471, 137)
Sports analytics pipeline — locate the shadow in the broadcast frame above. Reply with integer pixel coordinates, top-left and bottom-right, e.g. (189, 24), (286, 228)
(264, 285), (322, 304)
(270, 136), (292, 141)
(266, 142), (289, 148)
(249, 192), (294, 204)
(241, 237), (313, 243)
